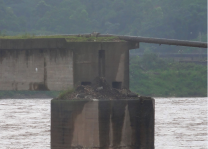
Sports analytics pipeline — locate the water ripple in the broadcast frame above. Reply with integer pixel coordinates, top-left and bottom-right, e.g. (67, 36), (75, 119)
(0, 98), (207, 149)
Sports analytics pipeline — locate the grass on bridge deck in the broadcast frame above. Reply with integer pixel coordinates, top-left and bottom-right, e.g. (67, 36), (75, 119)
(0, 35), (122, 42)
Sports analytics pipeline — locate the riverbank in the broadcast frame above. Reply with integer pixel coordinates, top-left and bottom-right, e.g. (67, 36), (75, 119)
(130, 53), (207, 97)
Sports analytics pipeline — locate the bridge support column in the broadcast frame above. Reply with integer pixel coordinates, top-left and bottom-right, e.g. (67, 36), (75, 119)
(51, 98), (155, 149)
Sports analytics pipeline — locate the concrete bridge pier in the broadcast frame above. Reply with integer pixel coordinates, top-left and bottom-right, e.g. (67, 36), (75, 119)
(51, 98), (155, 149)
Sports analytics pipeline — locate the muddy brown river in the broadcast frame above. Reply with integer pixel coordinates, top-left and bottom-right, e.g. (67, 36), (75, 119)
(0, 98), (207, 149)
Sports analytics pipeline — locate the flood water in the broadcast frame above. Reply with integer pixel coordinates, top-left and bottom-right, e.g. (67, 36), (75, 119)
(0, 98), (207, 149)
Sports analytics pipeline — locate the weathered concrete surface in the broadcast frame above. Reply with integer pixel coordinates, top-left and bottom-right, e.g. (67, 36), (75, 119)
(0, 48), (73, 90)
(51, 98), (154, 149)
(0, 38), (73, 91)
(72, 42), (135, 89)
(0, 39), (138, 91)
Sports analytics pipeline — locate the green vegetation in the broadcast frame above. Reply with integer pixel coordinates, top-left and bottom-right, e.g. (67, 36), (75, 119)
(0, 1), (206, 39)
(0, 1), (206, 98)
(65, 36), (121, 42)
(130, 53), (207, 97)
(0, 33), (36, 39)
(57, 88), (74, 99)
(0, 34), (121, 42)
(0, 0), (206, 53)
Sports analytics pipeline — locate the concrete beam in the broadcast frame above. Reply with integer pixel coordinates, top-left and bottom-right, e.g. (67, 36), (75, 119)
(98, 34), (207, 48)
(37, 33), (207, 48)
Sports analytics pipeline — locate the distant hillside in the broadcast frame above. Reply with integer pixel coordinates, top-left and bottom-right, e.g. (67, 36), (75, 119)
(0, 0), (206, 53)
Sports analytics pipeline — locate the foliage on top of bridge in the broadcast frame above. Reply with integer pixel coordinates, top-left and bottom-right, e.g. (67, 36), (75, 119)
(0, 34), (122, 42)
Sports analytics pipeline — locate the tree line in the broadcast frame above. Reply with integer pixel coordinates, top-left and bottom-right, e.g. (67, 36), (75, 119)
(130, 53), (207, 97)
(0, 0), (207, 53)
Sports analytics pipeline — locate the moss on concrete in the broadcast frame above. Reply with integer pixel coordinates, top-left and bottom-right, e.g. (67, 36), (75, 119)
(0, 35), (123, 42)
(65, 36), (123, 42)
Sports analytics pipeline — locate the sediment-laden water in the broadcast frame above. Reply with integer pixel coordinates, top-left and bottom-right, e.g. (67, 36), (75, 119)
(155, 98), (207, 149)
(0, 98), (207, 149)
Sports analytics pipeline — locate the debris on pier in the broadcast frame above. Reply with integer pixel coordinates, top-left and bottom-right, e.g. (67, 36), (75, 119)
(55, 77), (138, 100)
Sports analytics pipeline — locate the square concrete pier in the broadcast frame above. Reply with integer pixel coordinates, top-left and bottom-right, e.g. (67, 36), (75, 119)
(51, 98), (154, 149)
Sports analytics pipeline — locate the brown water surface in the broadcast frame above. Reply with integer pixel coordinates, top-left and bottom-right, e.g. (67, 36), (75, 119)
(0, 98), (207, 149)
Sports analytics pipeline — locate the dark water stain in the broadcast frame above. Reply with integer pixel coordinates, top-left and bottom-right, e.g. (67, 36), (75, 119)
(111, 100), (127, 148)
(49, 49), (57, 62)
(15, 83), (18, 91)
(12, 81), (18, 91)
(98, 49), (105, 77)
(143, 99), (154, 148)
(51, 99), (154, 149)
(0, 50), (6, 63)
(25, 49), (31, 67)
(39, 49), (44, 54)
(128, 99), (154, 149)
(128, 100), (141, 148)
(29, 83), (32, 90)
(98, 100), (111, 149)
(49, 48), (69, 62)
(51, 100), (88, 149)
(43, 57), (48, 88)
(29, 82), (49, 91)
(9, 49), (18, 63)
(14, 49), (19, 62)
(59, 48), (69, 59)
(28, 55), (49, 91)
